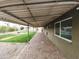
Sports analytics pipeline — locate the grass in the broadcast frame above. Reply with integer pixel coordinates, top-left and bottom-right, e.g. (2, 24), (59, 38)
(0, 34), (15, 39)
(0, 32), (36, 43)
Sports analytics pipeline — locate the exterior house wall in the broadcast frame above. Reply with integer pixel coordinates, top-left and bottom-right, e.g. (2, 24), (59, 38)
(73, 6), (79, 59)
(43, 6), (79, 59)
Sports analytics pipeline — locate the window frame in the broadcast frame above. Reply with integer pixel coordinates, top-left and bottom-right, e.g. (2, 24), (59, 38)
(54, 17), (72, 43)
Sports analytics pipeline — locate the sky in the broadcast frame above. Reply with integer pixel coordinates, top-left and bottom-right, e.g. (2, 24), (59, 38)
(0, 21), (26, 28)
(0, 21), (43, 32)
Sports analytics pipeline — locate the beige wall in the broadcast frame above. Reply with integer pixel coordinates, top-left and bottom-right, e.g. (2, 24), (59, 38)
(43, 6), (79, 59)
(72, 9), (79, 59)
(44, 24), (73, 59)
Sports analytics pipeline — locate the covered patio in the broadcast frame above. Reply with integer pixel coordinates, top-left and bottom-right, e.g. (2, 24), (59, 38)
(0, 0), (78, 59)
(0, 0), (78, 27)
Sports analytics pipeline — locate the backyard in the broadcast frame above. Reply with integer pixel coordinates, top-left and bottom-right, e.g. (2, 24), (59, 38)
(0, 32), (36, 43)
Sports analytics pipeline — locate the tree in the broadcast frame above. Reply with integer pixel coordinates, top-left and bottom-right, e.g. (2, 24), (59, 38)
(20, 26), (24, 30)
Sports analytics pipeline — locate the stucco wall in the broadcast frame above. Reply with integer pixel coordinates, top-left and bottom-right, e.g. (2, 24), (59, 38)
(72, 7), (79, 59)
(43, 6), (79, 59)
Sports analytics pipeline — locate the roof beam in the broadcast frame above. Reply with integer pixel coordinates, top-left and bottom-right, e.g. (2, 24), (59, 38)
(20, 14), (60, 18)
(22, 0), (36, 20)
(0, 1), (67, 8)
(27, 7), (36, 20)
(1, 10), (32, 25)
(22, 0), (39, 26)
(26, 7), (40, 25)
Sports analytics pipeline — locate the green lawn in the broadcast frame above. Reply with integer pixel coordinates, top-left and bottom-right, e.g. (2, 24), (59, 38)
(0, 34), (15, 39)
(0, 32), (36, 43)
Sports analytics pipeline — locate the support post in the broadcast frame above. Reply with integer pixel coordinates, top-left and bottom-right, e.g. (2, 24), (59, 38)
(27, 24), (30, 41)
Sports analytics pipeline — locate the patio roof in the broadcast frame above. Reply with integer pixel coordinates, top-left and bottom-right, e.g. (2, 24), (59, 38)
(0, 0), (78, 27)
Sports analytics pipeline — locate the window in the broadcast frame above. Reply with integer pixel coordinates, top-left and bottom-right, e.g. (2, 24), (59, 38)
(54, 17), (72, 43)
(61, 19), (72, 40)
(55, 22), (60, 35)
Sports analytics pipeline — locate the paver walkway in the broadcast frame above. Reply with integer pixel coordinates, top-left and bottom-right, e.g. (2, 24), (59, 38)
(0, 43), (26, 59)
(17, 32), (66, 59)
(0, 32), (66, 59)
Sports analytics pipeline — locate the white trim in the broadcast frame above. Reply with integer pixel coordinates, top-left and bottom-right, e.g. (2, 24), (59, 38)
(54, 17), (72, 43)
(60, 21), (61, 36)
(61, 17), (72, 22)
(54, 21), (61, 36)
(54, 21), (61, 24)
(44, 2), (79, 5)
(54, 34), (72, 43)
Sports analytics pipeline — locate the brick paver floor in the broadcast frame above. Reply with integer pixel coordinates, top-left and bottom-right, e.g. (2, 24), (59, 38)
(17, 33), (66, 59)
(0, 43), (26, 59)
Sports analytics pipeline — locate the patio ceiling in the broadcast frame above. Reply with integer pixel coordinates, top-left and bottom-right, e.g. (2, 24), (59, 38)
(0, 0), (78, 27)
